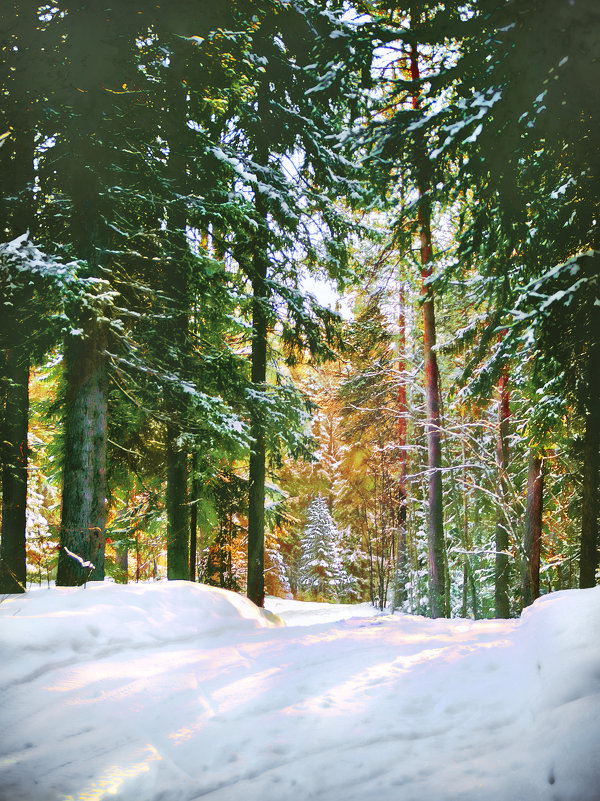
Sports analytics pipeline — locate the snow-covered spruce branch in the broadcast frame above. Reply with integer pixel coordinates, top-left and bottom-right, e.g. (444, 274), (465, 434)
(107, 355), (249, 448)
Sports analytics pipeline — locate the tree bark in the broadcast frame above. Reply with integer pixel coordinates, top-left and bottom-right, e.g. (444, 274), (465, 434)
(580, 339), (599, 587)
(0, 50), (36, 591)
(0, 341), (29, 592)
(246, 236), (268, 607)
(166, 425), (189, 580)
(163, 43), (190, 581)
(410, 43), (447, 618)
(115, 543), (128, 584)
(393, 282), (408, 610)
(56, 75), (113, 585)
(189, 452), (198, 582)
(494, 369), (511, 617)
(521, 451), (543, 607)
(56, 323), (108, 585)
(461, 438), (479, 618)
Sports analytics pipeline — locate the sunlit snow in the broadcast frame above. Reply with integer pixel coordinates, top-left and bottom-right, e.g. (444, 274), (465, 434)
(1, 582), (599, 801)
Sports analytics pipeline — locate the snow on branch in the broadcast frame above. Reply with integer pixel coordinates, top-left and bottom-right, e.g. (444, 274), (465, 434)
(63, 547), (95, 571)
(0, 232), (79, 287)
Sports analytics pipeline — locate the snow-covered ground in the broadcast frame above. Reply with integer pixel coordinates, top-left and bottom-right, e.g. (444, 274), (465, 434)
(1, 582), (599, 801)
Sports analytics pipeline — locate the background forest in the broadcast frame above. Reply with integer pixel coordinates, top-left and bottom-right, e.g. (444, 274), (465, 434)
(1, 0), (598, 619)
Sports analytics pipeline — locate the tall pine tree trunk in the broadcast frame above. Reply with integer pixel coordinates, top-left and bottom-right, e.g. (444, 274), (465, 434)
(494, 369), (511, 617)
(521, 451), (543, 607)
(0, 340), (29, 592)
(163, 43), (190, 580)
(410, 42), (447, 618)
(57, 141), (110, 585)
(56, 323), (108, 584)
(0, 101), (35, 593)
(246, 218), (268, 607)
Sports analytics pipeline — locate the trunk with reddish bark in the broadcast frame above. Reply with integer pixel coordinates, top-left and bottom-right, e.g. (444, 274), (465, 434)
(521, 451), (544, 607)
(411, 42), (447, 618)
(494, 370), (511, 617)
(393, 282), (409, 610)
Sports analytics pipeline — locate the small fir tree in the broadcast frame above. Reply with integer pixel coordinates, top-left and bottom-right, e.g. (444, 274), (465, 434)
(298, 496), (347, 601)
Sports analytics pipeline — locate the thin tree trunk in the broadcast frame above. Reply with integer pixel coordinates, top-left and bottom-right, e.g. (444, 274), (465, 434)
(410, 42), (447, 618)
(226, 517), (234, 587)
(163, 44), (190, 581)
(0, 342), (29, 592)
(114, 495), (132, 584)
(219, 529), (227, 588)
(393, 282), (408, 610)
(246, 233), (268, 607)
(115, 543), (128, 584)
(166, 425), (189, 580)
(461, 437), (479, 618)
(522, 451), (544, 607)
(448, 435), (470, 618)
(0, 97), (35, 593)
(56, 322), (108, 585)
(422, 244), (446, 618)
(494, 369), (511, 617)
(458, 436), (468, 618)
(189, 452), (198, 582)
(368, 536), (375, 606)
(163, 412), (190, 576)
(580, 338), (600, 587)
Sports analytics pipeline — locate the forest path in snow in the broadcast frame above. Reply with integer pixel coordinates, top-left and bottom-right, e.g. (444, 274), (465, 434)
(1, 582), (599, 801)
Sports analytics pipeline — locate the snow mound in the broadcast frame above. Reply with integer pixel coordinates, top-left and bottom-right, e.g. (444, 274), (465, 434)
(1, 580), (282, 685)
(0, 583), (599, 801)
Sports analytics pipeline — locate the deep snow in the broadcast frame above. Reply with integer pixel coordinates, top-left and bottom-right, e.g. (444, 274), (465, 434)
(1, 581), (599, 801)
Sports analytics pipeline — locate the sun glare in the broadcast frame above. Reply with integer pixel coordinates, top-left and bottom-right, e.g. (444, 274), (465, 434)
(61, 744), (162, 801)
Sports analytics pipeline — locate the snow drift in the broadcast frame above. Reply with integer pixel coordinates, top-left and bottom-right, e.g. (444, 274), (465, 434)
(0, 581), (599, 801)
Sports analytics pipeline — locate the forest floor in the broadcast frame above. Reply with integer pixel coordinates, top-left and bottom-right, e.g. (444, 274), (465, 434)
(1, 581), (599, 801)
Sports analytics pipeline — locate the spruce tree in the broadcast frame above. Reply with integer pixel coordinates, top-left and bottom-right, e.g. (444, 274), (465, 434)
(299, 495), (345, 600)
(186, 1), (366, 606)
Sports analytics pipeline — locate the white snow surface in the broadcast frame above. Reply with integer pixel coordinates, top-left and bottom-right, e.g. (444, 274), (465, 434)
(1, 581), (599, 801)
